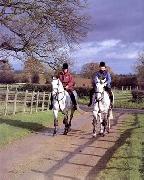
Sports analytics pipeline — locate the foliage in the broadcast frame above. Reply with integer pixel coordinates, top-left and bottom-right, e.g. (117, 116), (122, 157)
(0, 0), (88, 69)
(0, 59), (15, 83)
(17, 83), (51, 92)
(132, 90), (144, 103)
(112, 74), (138, 88)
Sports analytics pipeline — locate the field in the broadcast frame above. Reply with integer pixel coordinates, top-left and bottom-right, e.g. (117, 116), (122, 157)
(78, 90), (144, 109)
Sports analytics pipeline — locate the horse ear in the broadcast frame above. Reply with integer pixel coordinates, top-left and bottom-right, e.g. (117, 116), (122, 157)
(101, 78), (106, 83)
(96, 77), (100, 83)
(52, 76), (57, 80)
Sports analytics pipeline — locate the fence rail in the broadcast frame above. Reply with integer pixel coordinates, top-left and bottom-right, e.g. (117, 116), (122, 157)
(0, 88), (50, 115)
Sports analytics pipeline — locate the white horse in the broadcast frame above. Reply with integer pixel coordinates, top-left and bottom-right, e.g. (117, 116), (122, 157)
(51, 77), (77, 135)
(92, 77), (113, 137)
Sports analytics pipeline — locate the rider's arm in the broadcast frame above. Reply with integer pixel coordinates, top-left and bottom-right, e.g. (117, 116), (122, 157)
(106, 72), (111, 86)
(67, 74), (75, 89)
(94, 72), (99, 85)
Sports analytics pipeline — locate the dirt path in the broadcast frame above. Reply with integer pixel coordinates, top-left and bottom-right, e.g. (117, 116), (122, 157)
(0, 110), (128, 180)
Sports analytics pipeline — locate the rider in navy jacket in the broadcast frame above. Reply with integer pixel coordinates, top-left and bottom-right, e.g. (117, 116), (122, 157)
(88, 61), (113, 108)
(94, 69), (111, 88)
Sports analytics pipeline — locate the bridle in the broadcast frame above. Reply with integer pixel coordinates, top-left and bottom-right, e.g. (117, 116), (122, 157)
(95, 92), (104, 102)
(95, 84), (105, 102)
(52, 79), (65, 101)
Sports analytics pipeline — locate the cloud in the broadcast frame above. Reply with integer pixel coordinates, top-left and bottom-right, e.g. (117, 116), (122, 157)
(71, 40), (144, 74)
(85, 0), (144, 42)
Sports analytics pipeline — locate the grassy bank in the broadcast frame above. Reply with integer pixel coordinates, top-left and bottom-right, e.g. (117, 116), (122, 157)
(97, 114), (144, 179)
(0, 111), (62, 148)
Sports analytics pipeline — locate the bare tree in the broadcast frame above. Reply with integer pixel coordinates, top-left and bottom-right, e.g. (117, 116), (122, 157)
(80, 62), (113, 78)
(0, 59), (15, 83)
(0, 0), (88, 69)
(135, 52), (144, 80)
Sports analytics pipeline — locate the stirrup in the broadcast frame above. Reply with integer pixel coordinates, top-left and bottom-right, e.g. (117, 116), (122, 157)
(49, 104), (53, 110)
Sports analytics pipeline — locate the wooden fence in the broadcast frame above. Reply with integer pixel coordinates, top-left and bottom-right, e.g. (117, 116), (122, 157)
(0, 88), (50, 115)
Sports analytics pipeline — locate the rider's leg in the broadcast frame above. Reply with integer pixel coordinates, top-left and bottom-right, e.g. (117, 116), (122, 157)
(49, 93), (53, 110)
(67, 90), (77, 110)
(105, 86), (113, 108)
(88, 87), (95, 106)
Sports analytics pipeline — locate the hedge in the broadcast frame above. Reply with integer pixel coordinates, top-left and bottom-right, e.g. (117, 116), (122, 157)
(131, 90), (144, 103)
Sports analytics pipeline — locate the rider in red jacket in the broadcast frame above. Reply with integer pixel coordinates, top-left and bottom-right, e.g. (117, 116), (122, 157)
(49, 63), (77, 110)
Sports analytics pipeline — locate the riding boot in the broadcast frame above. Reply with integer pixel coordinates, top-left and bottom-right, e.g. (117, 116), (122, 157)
(88, 88), (95, 107)
(105, 87), (113, 109)
(110, 95), (113, 109)
(49, 93), (53, 110)
(68, 90), (77, 110)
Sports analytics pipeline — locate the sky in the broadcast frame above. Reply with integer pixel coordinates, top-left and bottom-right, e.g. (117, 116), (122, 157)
(71, 0), (144, 74)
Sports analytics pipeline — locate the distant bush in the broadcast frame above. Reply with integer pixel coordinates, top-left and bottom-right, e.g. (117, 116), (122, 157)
(75, 87), (91, 97)
(17, 83), (52, 92)
(132, 90), (144, 103)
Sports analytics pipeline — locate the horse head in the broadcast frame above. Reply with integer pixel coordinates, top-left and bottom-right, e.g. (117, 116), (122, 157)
(95, 77), (107, 100)
(51, 77), (64, 96)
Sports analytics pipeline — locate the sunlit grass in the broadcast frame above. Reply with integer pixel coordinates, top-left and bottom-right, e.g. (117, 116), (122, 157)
(0, 111), (62, 148)
(97, 114), (144, 179)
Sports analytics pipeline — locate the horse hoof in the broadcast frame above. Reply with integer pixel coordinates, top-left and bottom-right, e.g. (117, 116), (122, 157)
(53, 129), (57, 136)
(63, 131), (68, 135)
(68, 127), (71, 132)
(53, 132), (56, 136)
(92, 133), (96, 137)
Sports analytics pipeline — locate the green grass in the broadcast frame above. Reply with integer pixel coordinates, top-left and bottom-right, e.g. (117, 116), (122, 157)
(0, 111), (62, 148)
(78, 90), (144, 109)
(97, 114), (144, 180)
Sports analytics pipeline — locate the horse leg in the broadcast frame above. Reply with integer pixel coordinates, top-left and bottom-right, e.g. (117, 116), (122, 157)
(68, 109), (75, 132)
(63, 111), (69, 135)
(92, 116), (97, 137)
(99, 113), (105, 136)
(53, 110), (58, 136)
(93, 110), (99, 137)
(106, 109), (112, 133)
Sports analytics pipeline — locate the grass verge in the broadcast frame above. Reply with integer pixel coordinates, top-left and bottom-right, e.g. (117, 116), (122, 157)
(0, 110), (62, 148)
(97, 114), (144, 179)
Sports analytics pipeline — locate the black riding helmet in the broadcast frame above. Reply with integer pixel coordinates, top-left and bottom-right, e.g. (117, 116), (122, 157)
(99, 61), (106, 67)
(62, 63), (68, 69)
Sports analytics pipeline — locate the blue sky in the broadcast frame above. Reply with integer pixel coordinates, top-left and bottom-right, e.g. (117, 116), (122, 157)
(71, 0), (144, 74)
(10, 0), (144, 74)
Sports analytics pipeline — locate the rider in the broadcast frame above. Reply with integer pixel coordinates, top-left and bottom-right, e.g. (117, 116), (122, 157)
(88, 61), (113, 108)
(49, 63), (77, 110)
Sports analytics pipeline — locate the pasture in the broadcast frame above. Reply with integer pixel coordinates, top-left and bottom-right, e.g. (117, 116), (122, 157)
(79, 90), (144, 109)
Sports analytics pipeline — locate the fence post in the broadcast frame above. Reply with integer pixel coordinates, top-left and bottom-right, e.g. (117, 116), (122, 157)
(23, 90), (28, 113)
(42, 91), (45, 111)
(47, 93), (51, 111)
(4, 87), (9, 116)
(36, 91), (39, 112)
(130, 86), (131, 91)
(13, 90), (18, 115)
(122, 86), (124, 91)
(30, 91), (35, 114)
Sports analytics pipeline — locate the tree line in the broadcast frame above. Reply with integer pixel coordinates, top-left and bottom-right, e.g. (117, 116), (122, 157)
(0, 53), (143, 90)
